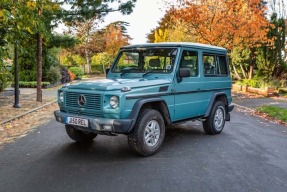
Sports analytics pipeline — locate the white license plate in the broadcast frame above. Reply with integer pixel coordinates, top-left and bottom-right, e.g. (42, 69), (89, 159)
(66, 117), (89, 127)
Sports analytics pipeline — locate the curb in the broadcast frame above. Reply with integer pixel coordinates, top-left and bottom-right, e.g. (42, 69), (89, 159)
(232, 103), (255, 112)
(0, 100), (57, 125)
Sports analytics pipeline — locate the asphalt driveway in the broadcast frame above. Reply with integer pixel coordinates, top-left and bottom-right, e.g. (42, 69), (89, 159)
(0, 109), (286, 192)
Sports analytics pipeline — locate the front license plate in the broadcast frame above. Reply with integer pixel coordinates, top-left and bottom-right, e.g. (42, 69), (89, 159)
(66, 117), (88, 127)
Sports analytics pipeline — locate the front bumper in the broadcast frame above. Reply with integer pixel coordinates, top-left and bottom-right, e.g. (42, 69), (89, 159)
(54, 110), (133, 134)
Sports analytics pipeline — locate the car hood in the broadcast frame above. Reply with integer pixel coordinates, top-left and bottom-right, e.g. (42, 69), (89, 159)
(67, 78), (171, 91)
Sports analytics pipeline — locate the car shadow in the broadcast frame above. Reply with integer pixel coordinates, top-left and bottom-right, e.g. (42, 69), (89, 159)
(52, 121), (208, 161)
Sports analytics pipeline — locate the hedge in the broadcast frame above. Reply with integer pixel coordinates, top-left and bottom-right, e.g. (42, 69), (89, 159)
(13, 81), (51, 88)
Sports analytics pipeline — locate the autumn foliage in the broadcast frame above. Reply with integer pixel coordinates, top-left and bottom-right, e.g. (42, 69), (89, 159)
(168, 0), (271, 50)
(68, 70), (76, 81)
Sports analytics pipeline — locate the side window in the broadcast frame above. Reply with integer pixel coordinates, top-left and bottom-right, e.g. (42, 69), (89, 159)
(179, 50), (198, 77)
(203, 54), (216, 75)
(203, 54), (228, 76)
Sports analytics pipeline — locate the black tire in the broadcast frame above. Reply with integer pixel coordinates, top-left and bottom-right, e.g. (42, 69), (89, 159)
(203, 100), (226, 135)
(65, 125), (97, 142)
(128, 109), (165, 156)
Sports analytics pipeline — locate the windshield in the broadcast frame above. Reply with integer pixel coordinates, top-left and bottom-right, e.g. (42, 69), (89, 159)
(111, 48), (178, 75)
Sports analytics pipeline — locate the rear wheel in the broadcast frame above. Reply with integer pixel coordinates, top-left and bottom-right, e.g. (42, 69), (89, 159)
(203, 100), (226, 135)
(128, 109), (165, 156)
(65, 125), (97, 142)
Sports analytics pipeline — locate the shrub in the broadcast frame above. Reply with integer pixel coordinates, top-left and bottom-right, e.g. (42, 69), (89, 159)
(16, 81), (50, 88)
(242, 79), (262, 88)
(91, 65), (103, 73)
(69, 67), (84, 79)
(68, 70), (76, 81)
(91, 52), (114, 74)
(0, 68), (12, 92)
(279, 88), (287, 94)
(46, 66), (61, 84)
(60, 67), (71, 84)
(236, 79), (262, 88)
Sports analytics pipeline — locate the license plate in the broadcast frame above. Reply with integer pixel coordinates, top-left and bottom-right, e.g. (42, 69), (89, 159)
(66, 117), (89, 127)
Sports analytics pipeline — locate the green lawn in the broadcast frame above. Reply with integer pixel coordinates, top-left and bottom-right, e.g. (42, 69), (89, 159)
(257, 105), (287, 123)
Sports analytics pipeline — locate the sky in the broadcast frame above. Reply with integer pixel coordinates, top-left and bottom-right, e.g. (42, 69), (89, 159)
(101, 0), (170, 44)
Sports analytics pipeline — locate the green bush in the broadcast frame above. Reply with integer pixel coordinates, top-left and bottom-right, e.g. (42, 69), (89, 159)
(19, 70), (37, 82)
(91, 52), (114, 74)
(0, 69), (12, 92)
(242, 79), (262, 88)
(69, 67), (84, 79)
(17, 81), (50, 88)
(46, 66), (61, 84)
(278, 88), (287, 94)
(91, 65), (103, 73)
(236, 79), (262, 88)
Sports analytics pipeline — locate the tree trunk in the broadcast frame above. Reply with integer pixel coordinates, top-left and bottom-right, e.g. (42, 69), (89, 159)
(248, 62), (254, 79)
(239, 63), (247, 79)
(232, 63), (242, 80)
(85, 48), (90, 74)
(248, 49), (255, 79)
(37, 32), (42, 102)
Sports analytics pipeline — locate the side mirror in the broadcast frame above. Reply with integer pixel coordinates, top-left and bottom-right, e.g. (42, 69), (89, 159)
(179, 68), (190, 78)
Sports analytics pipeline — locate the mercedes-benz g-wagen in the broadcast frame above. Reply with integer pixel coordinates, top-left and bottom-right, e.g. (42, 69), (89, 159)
(54, 42), (234, 156)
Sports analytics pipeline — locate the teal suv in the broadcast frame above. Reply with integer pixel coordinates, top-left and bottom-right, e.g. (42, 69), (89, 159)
(54, 42), (234, 156)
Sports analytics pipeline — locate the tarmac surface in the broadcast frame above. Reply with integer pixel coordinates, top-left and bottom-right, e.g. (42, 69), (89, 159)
(0, 109), (286, 192)
(232, 93), (287, 109)
(0, 84), (287, 191)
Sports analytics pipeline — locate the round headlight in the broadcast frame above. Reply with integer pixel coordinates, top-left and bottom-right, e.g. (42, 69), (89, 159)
(110, 96), (119, 109)
(59, 92), (64, 103)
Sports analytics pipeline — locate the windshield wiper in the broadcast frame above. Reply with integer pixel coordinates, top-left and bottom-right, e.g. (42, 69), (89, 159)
(120, 68), (136, 77)
(142, 71), (153, 77)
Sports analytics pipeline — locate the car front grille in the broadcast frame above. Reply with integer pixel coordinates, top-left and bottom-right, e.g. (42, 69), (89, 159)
(65, 91), (102, 117)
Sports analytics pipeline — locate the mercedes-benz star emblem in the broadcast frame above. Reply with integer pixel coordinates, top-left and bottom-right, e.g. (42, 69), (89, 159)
(78, 95), (86, 106)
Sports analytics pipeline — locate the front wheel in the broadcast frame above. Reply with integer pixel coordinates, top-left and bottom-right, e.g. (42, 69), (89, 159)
(65, 125), (97, 142)
(203, 100), (226, 135)
(128, 109), (165, 156)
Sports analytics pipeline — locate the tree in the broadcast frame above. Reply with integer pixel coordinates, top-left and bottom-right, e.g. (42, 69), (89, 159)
(154, 29), (167, 43)
(163, 0), (272, 79)
(62, 0), (137, 22)
(67, 17), (101, 73)
(63, 0), (136, 73)
(168, 0), (270, 49)
(256, 13), (286, 80)
(102, 21), (130, 56)
(1, 0), (62, 102)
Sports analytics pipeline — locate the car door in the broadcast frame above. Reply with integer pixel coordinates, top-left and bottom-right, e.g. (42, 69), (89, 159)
(173, 49), (205, 121)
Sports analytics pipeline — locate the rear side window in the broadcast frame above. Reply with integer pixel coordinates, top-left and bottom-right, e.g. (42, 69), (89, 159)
(217, 56), (228, 75)
(203, 54), (228, 76)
